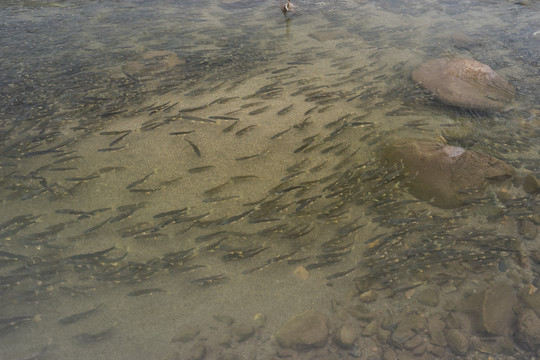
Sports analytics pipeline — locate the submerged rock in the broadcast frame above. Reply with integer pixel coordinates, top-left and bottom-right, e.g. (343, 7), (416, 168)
(275, 310), (328, 350)
(516, 309), (540, 351)
(481, 284), (518, 336)
(382, 139), (515, 208)
(412, 58), (515, 111)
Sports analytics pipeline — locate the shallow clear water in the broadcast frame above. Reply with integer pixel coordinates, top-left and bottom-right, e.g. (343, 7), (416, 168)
(1, 0), (539, 359)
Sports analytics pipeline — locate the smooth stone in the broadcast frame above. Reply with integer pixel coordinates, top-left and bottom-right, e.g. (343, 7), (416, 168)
(336, 324), (357, 348)
(390, 314), (426, 348)
(188, 343), (206, 360)
(416, 287), (440, 307)
(361, 321), (377, 337)
(275, 310), (328, 350)
(518, 219), (538, 240)
(382, 139), (515, 208)
(522, 293), (540, 316)
(516, 309), (540, 351)
(482, 284), (517, 336)
(451, 32), (480, 50)
(412, 58), (515, 111)
(523, 173), (540, 194)
(171, 328), (200, 343)
(253, 313), (267, 329)
(232, 324), (254, 342)
(359, 290), (377, 303)
(445, 329), (470, 356)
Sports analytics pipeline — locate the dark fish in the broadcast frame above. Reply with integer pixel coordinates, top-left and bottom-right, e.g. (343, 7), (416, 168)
(190, 274), (228, 286)
(126, 170), (155, 189)
(65, 173), (100, 182)
(189, 165), (215, 173)
(75, 328), (113, 343)
(153, 208), (188, 218)
(129, 188), (160, 193)
(195, 231), (228, 243)
(235, 125), (257, 136)
(185, 138), (201, 157)
(179, 115), (216, 123)
(127, 288), (165, 297)
(248, 106), (270, 116)
(209, 115), (240, 120)
(59, 304), (103, 325)
(220, 209), (254, 225)
(277, 104), (294, 115)
(170, 130), (195, 135)
(270, 127), (292, 139)
(97, 147), (125, 152)
(326, 267), (356, 280)
(109, 131), (132, 146)
(203, 181), (230, 196)
(222, 120), (239, 133)
(221, 246), (270, 261)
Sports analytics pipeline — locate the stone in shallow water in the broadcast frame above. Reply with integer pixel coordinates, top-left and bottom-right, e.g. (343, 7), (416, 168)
(516, 309), (540, 351)
(481, 283), (517, 336)
(412, 58), (515, 111)
(382, 139), (515, 208)
(275, 310), (328, 350)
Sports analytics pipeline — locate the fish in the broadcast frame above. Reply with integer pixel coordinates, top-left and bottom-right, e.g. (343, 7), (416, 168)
(75, 328), (113, 343)
(277, 104), (294, 115)
(235, 125), (257, 136)
(59, 304), (104, 325)
(127, 288), (166, 297)
(248, 106), (271, 116)
(190, 274), (228, 286)
(184, 138), (201, 157)
(126, 170), (155, 189)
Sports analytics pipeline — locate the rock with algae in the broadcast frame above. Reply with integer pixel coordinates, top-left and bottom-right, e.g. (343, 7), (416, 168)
(382, 139), (515, 208)
(412, 58), (515, 111)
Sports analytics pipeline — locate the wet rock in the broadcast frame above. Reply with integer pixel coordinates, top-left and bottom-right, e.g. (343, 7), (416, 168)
(482, 284), (517, 335)
(382, 139), (515, 208)
(522, 173), (540, 194)
(451, 32), (481, 50)
(253, 313), (267, 329)
(472, 336), (515, 355)
(516, 309), (540, 351)
(428, 315), (447, 347)
(518, 219), (538, 240)
(416, 287), (440, 307)
(390, 314), (426, 348)
(522, 292), (540, 316)
(445, 329), (470, 356)
(275, 310), (328, 350)
(188, 343), (206, 360)
(335, 324), (357, 348)
(232, 323), (254, 342)
(359, 290), (377, 303)
(412, 57), (515, 111)
(172, 328), (200, 343)
(361, 320), (377, 337)
(122, 50), (185, 75)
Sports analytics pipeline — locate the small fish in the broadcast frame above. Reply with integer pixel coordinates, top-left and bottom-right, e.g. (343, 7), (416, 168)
(190, 274), (229, 286)
(248, 106), (270, 116)
(235, 125), (257, 136)
(126, 170), (155, 189)
(127, 288), (165, 297)
(185, 138), (201, 157)
(170, 130), (195, 135)
(277, 104), (294, 115)
(59, 304), (103, 325)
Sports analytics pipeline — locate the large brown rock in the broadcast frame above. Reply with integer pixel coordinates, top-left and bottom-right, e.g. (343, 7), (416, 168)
(275, 310), (328, 350)
(412, 58), (515, 111)
(382, 139), (515, 208)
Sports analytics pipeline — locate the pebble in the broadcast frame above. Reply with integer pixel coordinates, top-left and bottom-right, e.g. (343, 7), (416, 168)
(482, 284), (517, 335)
(361, 321), (377, 337)
(390, 314), (425, 348)
(188, 343), (206, 360)
(516, 309), (540, 351)
(275, 310), (328, 350)
(445, 329), (469, 356)
(232, 324), (254, 342)
(518, 219), (538, 240)
(359, 290), (377, 303)
(416, 287), (440, 307)
(253, 313), (267, 328)
(523, 173), (540, 194)
(335, 324), (357, 348)
(171, 328), (200, 343)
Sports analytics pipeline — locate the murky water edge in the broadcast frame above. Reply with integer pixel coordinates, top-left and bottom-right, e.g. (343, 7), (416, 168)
(1, 0), (539, 359)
